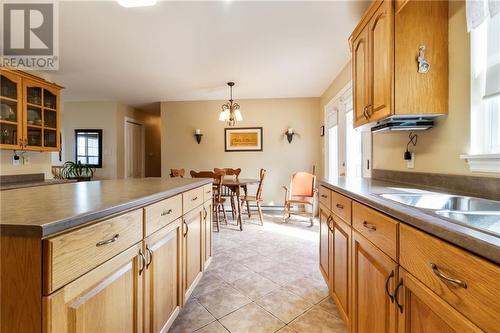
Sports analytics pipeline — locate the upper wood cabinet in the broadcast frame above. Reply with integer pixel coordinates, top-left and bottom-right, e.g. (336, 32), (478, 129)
(0, 67), (62, 151)
(350, 0), (448, 128)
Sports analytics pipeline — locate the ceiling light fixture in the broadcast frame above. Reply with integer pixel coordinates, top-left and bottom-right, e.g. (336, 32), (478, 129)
(219, 82), (242, 126)
(117, 0), (157, 8)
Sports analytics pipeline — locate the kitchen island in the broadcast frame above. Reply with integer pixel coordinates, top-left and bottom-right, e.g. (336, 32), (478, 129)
(0, 178), (214, 333)
(318, 177), (500, 333)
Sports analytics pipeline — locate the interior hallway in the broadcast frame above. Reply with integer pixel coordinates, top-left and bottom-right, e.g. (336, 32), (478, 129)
(169, 214), (346, 333)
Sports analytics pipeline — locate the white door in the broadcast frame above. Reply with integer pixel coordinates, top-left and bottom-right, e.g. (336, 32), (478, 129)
(125, 119), (144, 178)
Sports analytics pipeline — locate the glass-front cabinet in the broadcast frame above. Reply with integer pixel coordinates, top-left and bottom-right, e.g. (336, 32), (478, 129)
(0, 67), (62, 151)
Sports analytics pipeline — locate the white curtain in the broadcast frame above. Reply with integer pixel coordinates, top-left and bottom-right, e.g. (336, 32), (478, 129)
(467, 0), (500, 100)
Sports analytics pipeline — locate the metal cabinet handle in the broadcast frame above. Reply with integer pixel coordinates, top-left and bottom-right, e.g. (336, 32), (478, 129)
(203, 207), (208, 220)
(394, 279), (404, 312)
(161, 209), (173, 216)
(431, 263), (467, 289)
(191, 196), (198, 201)
(138, 250), (146, 276)
(336, 203), (344, 209)
(146, 245), (153, 269)
(206, 190), (212, 194)
(321, 194), (328, 198)
(96, 234), (119, 247)
(367, 104), (373, 117)
(327, 216), (334, 232)
(363, 106), (369, 119)
(183, 220), (189, 237)
(362, 221), (377, 231)
(385, 271), (395, 303)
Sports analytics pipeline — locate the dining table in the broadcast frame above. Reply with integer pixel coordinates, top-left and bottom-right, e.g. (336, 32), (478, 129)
(215, 178), (260, 231)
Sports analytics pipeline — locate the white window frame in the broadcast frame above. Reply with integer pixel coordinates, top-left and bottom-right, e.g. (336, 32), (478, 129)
(461, 11), (500, 173)
(324, 82), (372, 179)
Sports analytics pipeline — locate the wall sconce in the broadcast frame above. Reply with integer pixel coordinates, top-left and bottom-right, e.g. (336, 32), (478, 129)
(285, 128), (295, 143)
(194, 129), (203, 144)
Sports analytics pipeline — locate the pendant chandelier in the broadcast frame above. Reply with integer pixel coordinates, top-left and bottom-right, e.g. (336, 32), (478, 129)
(219, 82), (242, 126)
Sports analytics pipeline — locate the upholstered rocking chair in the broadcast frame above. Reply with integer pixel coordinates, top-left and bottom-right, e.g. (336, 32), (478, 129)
(283, 171), (317, 226)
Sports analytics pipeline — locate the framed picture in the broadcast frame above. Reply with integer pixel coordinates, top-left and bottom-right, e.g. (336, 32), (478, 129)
(225, 127), (263, 152)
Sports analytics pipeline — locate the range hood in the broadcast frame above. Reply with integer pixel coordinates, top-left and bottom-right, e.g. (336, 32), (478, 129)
(371, 116), (437, 133)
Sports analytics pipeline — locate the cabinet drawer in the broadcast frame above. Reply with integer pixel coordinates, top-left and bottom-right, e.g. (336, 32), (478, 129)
(352, 202), (398, 261)
(332, 192), (352, 224)
(43, 209), (142, 294)
(183, 187), (204, 213)
(400, 224), (500, 333)
(203, 184), (213, 202)
(144, 194), (182, 236)
(319, 186), (332, 210)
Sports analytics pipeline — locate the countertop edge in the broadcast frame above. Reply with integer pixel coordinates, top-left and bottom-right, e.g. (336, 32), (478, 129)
(1, 179), (212, 238)
(319, 180), (500, 264)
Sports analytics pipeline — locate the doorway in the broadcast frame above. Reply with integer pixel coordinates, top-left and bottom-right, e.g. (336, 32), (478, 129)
(124, 118), (145, 178)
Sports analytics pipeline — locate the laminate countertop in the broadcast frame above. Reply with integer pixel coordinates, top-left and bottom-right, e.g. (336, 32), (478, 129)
(0, 178), (212, 238)
(320, 177), (500, 264)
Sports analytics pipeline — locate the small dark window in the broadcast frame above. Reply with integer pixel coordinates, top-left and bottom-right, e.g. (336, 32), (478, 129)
(75, 129), (102, 168)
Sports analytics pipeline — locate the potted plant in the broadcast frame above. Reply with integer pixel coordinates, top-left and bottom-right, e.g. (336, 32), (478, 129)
(61, 161), (96, 181)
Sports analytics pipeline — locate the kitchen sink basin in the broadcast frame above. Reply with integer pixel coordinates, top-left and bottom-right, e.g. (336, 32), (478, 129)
(379, 193), (500, 211)
(379, 192), (500, 235)
(435, 210), (500, 234)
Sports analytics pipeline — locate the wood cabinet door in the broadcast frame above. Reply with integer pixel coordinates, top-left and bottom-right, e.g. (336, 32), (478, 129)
(351, 231), (397, 333)
(319, 205), (331, 284)
(144, 220), (182, 333)
(332, 217), (351, 325)
(182, 205), (203, 302)
(352, 27), (370, 128)
(0, 70), (23, 150)
(368, 0), (393, 122)
(43, 244), (143, 333)
(396, 268), (481, 333)
(203, 201), (213, 268)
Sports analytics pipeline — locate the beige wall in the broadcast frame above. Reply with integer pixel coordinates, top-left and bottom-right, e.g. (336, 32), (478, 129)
(62, 102), (119, 179)
(0, 151), (53, 178)
(372, 1), (478, 176)
(61, 102), (161, 180)
(318, 61), (352, 178)
(319, 1), (495, 178)
(161, 98), (320, 205)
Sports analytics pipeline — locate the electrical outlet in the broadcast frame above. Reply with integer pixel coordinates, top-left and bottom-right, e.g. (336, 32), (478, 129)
(407, 152), (415, 169)
(23, 156), (30, 165)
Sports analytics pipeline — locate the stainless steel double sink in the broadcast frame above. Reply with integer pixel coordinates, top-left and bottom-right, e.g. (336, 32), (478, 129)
(378, 192), (500, 235)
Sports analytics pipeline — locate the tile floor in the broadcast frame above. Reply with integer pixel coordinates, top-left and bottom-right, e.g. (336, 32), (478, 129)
(169, 213), (346, 333)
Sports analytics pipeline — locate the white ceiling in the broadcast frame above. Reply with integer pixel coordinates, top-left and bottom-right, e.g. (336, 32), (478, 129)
(49, 0), (369, 106)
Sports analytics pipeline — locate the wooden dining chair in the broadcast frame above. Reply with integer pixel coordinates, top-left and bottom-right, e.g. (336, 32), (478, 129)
(240, 169), (266, 226)
(190, 170), (227, 230)
(283, 171), (317, 226)
(170, 168), (185, 178)
(214, 168), (241, 219)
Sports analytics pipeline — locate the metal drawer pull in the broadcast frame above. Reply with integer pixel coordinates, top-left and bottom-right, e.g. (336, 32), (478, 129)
(336, 203), (344, 209)
(321, 194), (328, 198)
(431, 263), (467, 289)
(146, 245), (153, 269)
(394, 279), (404, 312)
(385, 270), (395, 303)
(206, 190), (212, 194)
(161, 209), (173, 216)
(183, 220), (189, 237)
(191, 196), (198, 201)
(96, 234), (119, 247)
(138, 250), (146, 276)
(362, 221), (377, 231)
